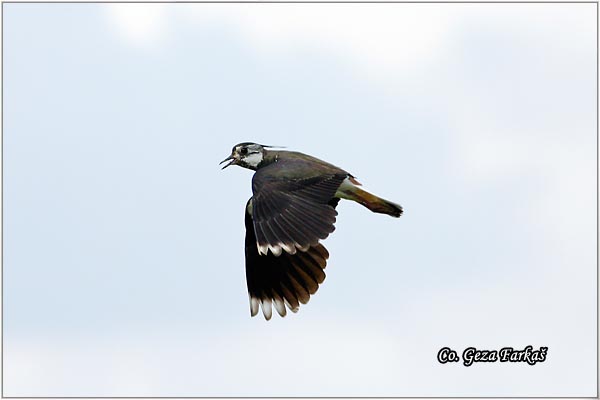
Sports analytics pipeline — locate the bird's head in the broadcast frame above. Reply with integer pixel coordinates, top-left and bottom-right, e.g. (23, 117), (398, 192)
(220, 142), (275, 171)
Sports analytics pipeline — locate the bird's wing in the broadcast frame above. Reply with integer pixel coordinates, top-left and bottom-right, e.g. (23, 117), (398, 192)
(244, 198), (329, 320)
(251, 163), (347, 256)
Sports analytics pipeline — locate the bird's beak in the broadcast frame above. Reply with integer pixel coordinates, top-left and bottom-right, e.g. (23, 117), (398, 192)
(220, 155), (236, 170)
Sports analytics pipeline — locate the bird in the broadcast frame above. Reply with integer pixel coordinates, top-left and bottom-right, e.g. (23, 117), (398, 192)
(220, 142), (403, 320)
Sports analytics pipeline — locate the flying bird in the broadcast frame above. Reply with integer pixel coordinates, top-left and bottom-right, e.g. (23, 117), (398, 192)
(220, 142), (403, 320)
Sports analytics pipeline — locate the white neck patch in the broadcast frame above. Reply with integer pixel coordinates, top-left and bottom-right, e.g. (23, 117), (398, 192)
(243, 152), (263, 168)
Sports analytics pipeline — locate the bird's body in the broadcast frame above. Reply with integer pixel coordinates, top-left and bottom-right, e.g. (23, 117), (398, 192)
(221, 143), (402, 319)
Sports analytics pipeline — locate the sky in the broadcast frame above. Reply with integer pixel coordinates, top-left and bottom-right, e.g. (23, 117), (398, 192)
(3, 3), (597, 397)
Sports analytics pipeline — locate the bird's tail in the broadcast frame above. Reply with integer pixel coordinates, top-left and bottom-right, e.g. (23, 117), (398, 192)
(337, 178), (403, 218)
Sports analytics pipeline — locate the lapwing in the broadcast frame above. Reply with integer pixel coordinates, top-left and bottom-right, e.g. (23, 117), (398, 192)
(220, 142), (403, 320)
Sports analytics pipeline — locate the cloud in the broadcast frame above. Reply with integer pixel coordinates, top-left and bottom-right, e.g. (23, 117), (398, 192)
(105, 4), (168, 47)
(5, 290), (596, 398)
(3, 322), (401, 397)
(104, 3), (454, 77)
(181, 4), (453, 78)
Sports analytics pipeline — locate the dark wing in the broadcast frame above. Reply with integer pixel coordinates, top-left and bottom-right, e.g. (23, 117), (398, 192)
(252, 164), (347, 256)
(245, 198), (330, 320)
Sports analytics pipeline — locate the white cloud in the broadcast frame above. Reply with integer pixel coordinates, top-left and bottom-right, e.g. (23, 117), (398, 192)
(104, 3), (454, 77)
(4, 322), (400, 397)
(180, 4), (453, 78)
(5, 291), (596, 397)
(105, 4), (168, 47)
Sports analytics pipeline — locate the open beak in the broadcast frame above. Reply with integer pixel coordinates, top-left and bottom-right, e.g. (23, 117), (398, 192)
(219, 155), (236, 170)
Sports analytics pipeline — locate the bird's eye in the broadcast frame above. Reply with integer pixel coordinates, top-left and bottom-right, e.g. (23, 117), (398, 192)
(240, 147), (248, 155)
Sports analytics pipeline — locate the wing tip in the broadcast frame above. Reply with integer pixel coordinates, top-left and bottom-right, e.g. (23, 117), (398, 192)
(260, 298), (273, 320)
(250, 296), (259, 317)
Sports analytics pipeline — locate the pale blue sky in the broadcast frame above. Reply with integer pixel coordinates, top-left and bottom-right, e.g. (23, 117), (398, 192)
(3, 3), (597, 397)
